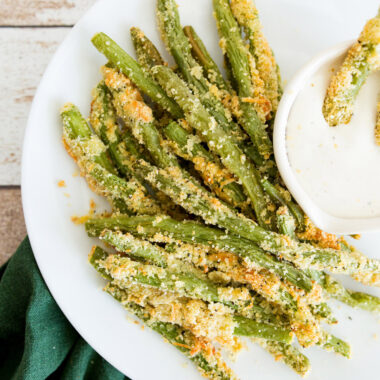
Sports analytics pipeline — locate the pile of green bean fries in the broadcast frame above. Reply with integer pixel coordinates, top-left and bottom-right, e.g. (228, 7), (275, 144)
(61, 1), (380, 378)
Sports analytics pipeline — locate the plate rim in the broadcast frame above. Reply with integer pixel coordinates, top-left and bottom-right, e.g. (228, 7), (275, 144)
(20, 1), (380, 379)
(20, 1), (140, 379)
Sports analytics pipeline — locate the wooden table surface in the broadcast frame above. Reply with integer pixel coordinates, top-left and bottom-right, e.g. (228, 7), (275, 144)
(0, 0), (96, 266)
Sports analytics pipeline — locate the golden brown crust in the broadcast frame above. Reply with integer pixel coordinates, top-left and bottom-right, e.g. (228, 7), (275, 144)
(323, 12), (380, 126)
(230, 0), (280, 115)
(297, 217), (341, 250)
(375, 99), (380, 146)
(101, 66), (154, 127)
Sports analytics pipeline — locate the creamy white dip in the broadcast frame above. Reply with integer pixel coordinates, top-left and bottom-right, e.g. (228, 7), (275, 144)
(286, 56), (380, 219)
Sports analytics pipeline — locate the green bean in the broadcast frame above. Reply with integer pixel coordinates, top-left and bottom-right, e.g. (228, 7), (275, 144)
(130, 26), (165, 71)
(90, 81), (140, 179)
(101, 65), (179, 169)
(307, 270), (380, 313)
(323, 11), (380, 126)
(152, 64), (275, 228)
(85, 215), (313, 292)
(101, 229), (301, 320)
(375, 98), (380, 145)
(183, 25), (232, 93)
(61, 103), (160, 214)
(276, 207), (296, 240)
(261, 178), (304, 229)
(318, 331), (351, 358)
(91, 32), (183, 118)
(230, 0), (281, 115)
(61, 102), (115, 174)
(157, 0), (248, 143)
(90, 246), (293, 343)
(163, 121), (250, 209)
(255, 339), (311, 376)
(103, 279), (236, 380)
(106, 285), (234, 379)
(212, 0), (272, 157)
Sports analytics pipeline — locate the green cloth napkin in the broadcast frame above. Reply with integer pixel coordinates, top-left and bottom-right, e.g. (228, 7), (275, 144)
(0, 238), (129, 380)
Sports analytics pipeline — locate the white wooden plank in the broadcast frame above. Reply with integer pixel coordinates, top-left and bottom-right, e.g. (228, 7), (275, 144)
(0, 188), (26, 264)
(0, 28), (69, 185)
(0, 0), (96, 26)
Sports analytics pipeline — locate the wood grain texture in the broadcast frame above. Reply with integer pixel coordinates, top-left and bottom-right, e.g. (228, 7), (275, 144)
(0, 188), (26, 266)
(0, 28), (69, 185)
(0, 0), (97, 262)
(0, 0), (96, 26)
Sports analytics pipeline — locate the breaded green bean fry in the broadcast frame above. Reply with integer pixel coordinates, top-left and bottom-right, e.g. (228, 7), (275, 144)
(375, 98), (380, 145)
(213, 0), (273, 156)
(323, 10), (380, 126)
(152, 64), (275, 228)
(230, 0), (281, 115)
(130, 26), (165, 71)
(91, 32), (183, 119)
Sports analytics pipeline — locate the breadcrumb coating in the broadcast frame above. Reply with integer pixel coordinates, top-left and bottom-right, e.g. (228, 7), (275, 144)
(165, 239), (324, 347)
(297, 217), (341, 250)
(323, 11), (380, 126)
(62, 125), (160, 215)
(102, 66), (154, 131)
(230, 0), (280, 115)
(106, 282), (238, 380)
(99, 257), (241, 348)
(375, 99), (380, 145)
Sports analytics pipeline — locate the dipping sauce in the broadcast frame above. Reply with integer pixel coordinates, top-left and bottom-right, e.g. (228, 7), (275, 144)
(286, 54), (380, 219)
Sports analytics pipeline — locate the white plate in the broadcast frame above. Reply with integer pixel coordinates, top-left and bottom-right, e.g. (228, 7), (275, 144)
(22, 0), (380, 379)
